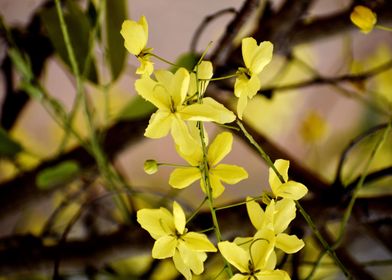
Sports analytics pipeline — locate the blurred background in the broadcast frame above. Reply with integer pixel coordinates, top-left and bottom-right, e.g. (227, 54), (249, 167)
(0, 0), (391, 279)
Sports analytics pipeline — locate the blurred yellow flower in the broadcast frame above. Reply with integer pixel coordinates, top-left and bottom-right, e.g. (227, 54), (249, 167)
(135, 68), (235, 155)
(121, 15), (154, 75)
(235, 37), (273, 119)
(269, 159), (308, 200)
(300, 111), (328, 144)
(169, 132), (248, 198)
(137, 201), (217, 280)
(350, 5), (377, 34)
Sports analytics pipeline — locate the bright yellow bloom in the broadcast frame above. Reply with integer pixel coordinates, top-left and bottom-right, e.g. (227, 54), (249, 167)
(269, 159), (308, 200)
(121, 16), (154, 76)
(235, 37), (273, 119)
(137, 201), (217, 280)
(246, 198), (305, 254)
(169, 132), (248, 198)
(218, 237), (290, 280)
(350, 5), (377, 34)
(135, 68), (235, 155)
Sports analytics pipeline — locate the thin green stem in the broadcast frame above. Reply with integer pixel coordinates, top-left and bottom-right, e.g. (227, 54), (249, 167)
(334, 121), (391, 248)
(148, 52), (178, 67)
(375, 25), (392, 32)
(54, 0), (131, 222)
(204, 73), (238, 81)
(214, 196), (262, 211)
(186, 197), (208, 224)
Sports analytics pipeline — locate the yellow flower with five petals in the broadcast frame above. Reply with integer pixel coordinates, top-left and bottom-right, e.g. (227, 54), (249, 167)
(169, 131), (248, 198)
(269, 159), (308, 200)
(135, 68), (235, 155)
(235, 37), (273, 119)
(137, 201), (217, 280)
(120, 15), (154, 76)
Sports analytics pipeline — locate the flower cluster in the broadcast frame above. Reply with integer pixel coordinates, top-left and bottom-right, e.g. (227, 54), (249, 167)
(121, 15), (308, 279)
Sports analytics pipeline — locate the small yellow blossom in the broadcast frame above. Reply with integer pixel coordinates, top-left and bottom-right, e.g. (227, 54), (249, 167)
(350, 5), (377, 34)
(246, 198), (305, 254)
(137, 201), (217, 280)
(218, 237), (290, 280)
(135, 68), (235, 155)
(235, 37), (273, 119)
(269, 159), (308, 200)
(121, 16), (154, 75)
(169, 132), (248, 198)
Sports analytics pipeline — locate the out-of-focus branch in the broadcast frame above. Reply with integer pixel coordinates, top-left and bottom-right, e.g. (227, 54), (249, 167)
(0, 118), (148, 221)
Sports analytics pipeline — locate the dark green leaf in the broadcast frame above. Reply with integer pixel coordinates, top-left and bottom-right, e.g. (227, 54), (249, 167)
(40, 0), (98, 83)
(118, 95), (155, 120)
(0, 127), (23, 157)
(106, 0), (128, 81)
(36, 160), (80, 190)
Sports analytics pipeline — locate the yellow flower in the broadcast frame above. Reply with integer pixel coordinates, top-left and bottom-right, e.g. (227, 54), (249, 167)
(137, 201), (217, 280)
(135, 68), (235, 155)
(235, 37), (273, 119)
(120, 16), (154, 76)
(218, 237), (290, 280)
(169, 131), (248, 198)
(246, 198), (305, 254)
(299, 111), (328, 144)
(350, 5), (377, 34)
(269, 159), (308, 200)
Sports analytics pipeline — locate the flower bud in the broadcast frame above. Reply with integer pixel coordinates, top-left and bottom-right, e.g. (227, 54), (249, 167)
(144, 159), (158, 174)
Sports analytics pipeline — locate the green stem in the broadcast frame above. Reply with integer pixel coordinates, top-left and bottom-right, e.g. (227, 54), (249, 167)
(148, 52), (178, 67)
(54, 0), (131, 222)
(214, 196), (262, 211)
(197, 122), (233, 278)
(186, 197), (208, 224)
(204, 73), (238, 81)
(375, 24), (392, 32)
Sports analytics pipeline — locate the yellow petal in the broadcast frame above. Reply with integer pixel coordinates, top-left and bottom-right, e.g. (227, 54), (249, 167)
(276, 233), (305, 254)
(269, 159), (289, 193)
(171, 117), (198, 155)
(218, 241), (249, 273)
(207, 132), (233, 166)
(173, 201), (186, 234)
(274, 198), (296, 233)
(144, 111), (173, 138)
(350, 5), (377, 34)
(231, 275), (249, 280)
(212, 164), (248, 184)
(136, 57), (154, 76)
(178, 244), (207, 275)
(173, 249), (192, 280)
(120, 17), (147, 56)
(139, 15), (148, 40)
(197, 61), (213, 80)
(204, 174), (226, 198)
(171, 68), (190, 106)
(250, 237), (273, 270)
(180, 97), (235, 124)
(241, 37), (258, 70)
(274, 181), (308, 200)
(247, 75), (261, 99)
(236, 87), (248, 120)
(152, 235), (177, 258)
(137, 208), (175, 239)
(246, 198), (265, 230)
(182, 232), (217, 252)
(250, 41), (273, 74)
(135, 76), (168, 109)
(169, 167), (201, 189)
(256, 270), (290, 280)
